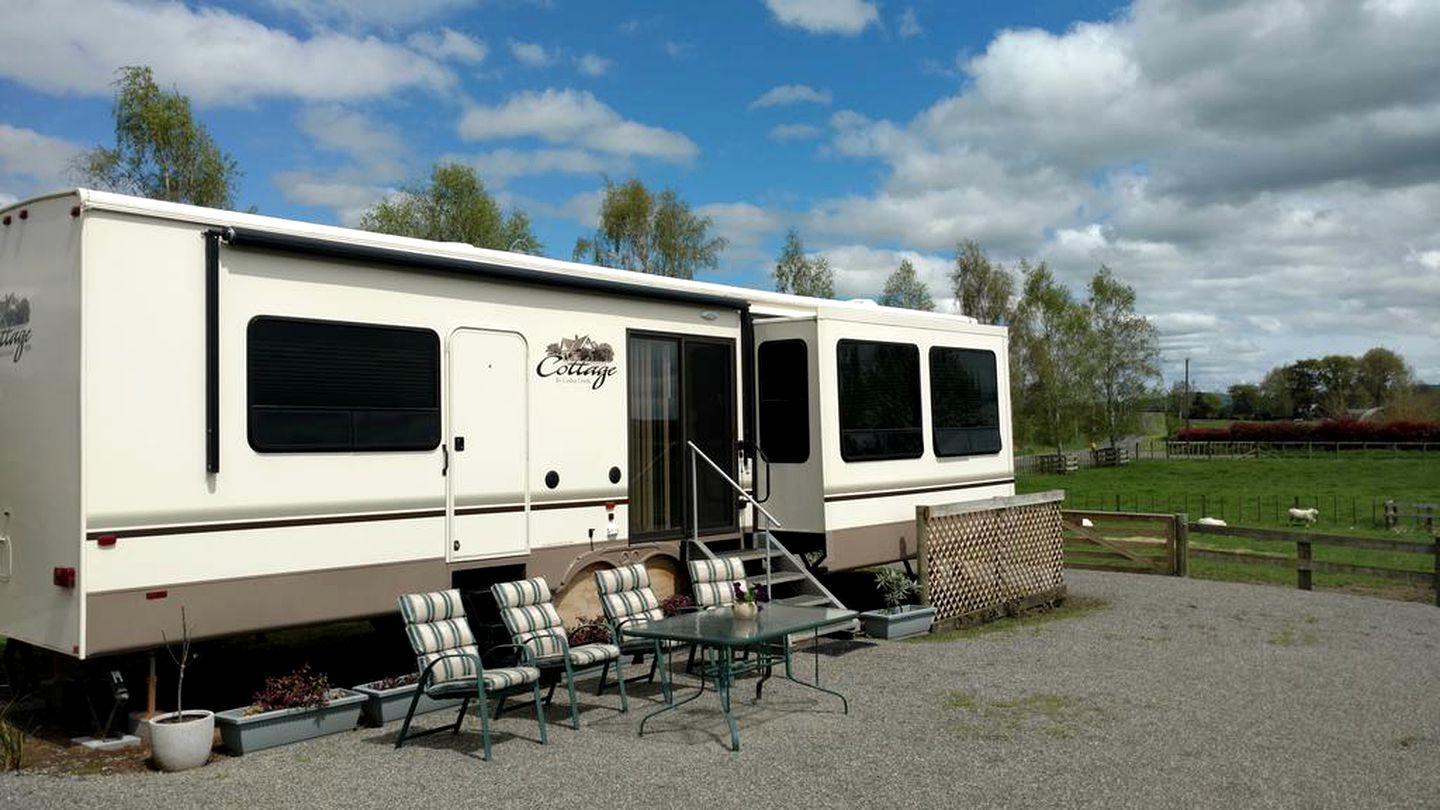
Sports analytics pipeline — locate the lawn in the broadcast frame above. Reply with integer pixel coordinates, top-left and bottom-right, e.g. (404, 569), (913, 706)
(1018, 454), (1440, 599)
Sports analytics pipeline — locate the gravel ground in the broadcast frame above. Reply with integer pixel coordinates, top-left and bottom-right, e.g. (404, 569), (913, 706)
(3, 570), (1437, 809)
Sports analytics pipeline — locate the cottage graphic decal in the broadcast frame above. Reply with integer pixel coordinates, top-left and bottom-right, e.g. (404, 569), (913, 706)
(0, 293), (31, 363)
(536, 334), (617, 390)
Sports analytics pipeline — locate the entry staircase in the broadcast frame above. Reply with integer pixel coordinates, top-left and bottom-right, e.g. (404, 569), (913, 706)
(685, 442), (857, 637)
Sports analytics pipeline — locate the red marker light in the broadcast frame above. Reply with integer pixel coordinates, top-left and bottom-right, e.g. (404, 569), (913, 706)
(53, 567), (76, 588)
(145, 590), (168, 600)
(97, 534), (117, 547)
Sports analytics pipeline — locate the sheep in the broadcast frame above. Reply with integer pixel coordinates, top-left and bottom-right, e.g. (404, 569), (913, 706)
(1196, 517), (1228, 527)
(1287, 507), (1319, 526)
(1080, 518), (1094, 528)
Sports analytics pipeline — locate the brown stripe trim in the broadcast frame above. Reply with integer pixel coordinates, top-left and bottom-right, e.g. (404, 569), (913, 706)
(823, 478), (1015, 503)
(86, 497), (629, 540)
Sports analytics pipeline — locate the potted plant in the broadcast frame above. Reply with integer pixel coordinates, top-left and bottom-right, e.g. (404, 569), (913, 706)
(730, 581), (767, 620)
(858, 568), (936, 640)
(149, 607), (214, 772)
(352, 672), (462, 728)
(215, 664), (365, 754)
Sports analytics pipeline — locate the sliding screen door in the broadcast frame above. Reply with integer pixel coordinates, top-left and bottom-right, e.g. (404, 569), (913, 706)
(627, 333), (735, 539)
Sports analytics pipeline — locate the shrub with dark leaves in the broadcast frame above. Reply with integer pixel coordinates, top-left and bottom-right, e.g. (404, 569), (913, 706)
(249, 664), (333, 713)
(659, 593), (694, 617)
(567, 616), (612, 647)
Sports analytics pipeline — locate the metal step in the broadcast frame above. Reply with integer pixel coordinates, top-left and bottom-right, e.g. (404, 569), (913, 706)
(772, 594), (830, 608)
(746, 571), (807, 588)
(726, 547), (782, 562)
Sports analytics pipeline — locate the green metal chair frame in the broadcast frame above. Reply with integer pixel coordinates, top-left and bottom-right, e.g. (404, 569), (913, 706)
(593, 563), (676, 704)
(492, 577), (628, 729)
(394, 589), (547, 761)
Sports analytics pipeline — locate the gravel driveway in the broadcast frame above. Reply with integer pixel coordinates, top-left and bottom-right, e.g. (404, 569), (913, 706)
(3, 570), (1437, 809)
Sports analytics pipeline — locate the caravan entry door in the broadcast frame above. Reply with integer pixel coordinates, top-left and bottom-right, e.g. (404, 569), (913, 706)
(447, 329), (529, 563)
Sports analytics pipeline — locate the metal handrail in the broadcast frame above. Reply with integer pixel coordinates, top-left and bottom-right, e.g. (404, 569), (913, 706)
(686, 441), (783, 534)
(688, 440), (783, 594)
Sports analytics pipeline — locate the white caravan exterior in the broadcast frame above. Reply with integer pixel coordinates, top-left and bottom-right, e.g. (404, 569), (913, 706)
(0, 190), (1012, 659)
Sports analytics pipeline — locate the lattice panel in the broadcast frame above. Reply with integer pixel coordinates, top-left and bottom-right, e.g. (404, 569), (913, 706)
(919, 497), (1065, 623)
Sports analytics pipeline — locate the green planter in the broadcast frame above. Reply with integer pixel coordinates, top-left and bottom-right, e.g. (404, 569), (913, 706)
(216, 689), (366, 754)
(353, 680), (463, 727)
(859, 605), (936, 640)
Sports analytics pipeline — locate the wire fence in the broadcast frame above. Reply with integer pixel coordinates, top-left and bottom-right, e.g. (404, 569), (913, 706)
(1059, 492), (1438, 532)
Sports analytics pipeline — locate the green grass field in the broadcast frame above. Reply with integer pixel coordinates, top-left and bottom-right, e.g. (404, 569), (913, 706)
(1019, 454), (1440, 600)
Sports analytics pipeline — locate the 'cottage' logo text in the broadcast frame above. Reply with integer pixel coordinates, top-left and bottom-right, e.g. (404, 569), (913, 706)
(0, 293), (31, 363)
(536, 334), (617, 390)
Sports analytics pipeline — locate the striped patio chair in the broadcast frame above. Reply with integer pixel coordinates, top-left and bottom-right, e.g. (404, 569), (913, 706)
(685, 556), (750, 670)
(594, 563), (677, 704)
(492, 577), (627, 729)
(394, 589), (546, 761)
(688, 556), (747, 609)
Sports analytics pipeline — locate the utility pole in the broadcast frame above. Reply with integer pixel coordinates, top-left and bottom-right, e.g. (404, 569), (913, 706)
(1183, 357), (1191, 429)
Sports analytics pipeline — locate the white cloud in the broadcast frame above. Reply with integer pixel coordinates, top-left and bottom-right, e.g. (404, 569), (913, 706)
(664, 41), (693, 59)
(267, 0), (480, 28)
(898, 8), (922, 38)
(0, 192), (16, 207)
(463, 148), (612, 184)
(457, 89), (698, 163)
(696, 202), (783, 259)
(575, 53), (612, 77)
(0, 124), (82, 196)
(808, 0), (1440, 384)
(750, 84), (833, 110)
(509, 40), (554, 68)
(769, 123), (822, 142)
(298, 107), (404, 177)
(822, 244), (951, 302)
(406, 29), (487, 64)
(764, 0), (879, 36)
(0, 0), (454, 105)
(272, 171), (385, 226)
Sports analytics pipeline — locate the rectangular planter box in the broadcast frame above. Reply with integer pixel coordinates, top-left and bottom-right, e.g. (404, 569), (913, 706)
(352, 681), (463, 728)
(216, 689), (366, 755)
(859, 605), (937, 640)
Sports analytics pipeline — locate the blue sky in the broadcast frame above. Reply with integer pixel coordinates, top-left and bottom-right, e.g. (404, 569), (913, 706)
(3, 0), (1439, 387)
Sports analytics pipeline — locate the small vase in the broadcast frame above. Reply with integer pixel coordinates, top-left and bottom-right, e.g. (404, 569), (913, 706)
(732, 601), (758, 620)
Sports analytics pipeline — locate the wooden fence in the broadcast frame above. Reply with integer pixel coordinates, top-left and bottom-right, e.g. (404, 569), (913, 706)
(1187, 523), (1440, 606)
(916, 491), (1066, 632)
(1061, 510), (1187, 577)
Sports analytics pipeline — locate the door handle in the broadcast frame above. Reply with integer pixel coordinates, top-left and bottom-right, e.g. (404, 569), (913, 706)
(441, 445), (449, 477)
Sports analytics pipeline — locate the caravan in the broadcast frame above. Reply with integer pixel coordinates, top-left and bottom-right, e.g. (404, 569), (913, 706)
(0, 189), (1013, 659)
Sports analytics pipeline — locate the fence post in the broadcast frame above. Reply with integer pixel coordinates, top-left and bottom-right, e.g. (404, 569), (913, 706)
(1174, 513), (1189, 578)
(1432, 532), (1439, 608)
(917, 505), (931, 607)
(1297, 538), (1312, 591)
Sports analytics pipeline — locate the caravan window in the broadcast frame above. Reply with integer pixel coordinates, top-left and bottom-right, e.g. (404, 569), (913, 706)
(930, 347), (1001, 456)
(836, 340), (922, 461)
(757, 340), (810, 463)
(247, 317), (441, 452)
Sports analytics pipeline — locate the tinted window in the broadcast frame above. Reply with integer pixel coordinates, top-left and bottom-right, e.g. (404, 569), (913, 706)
(836, 340), (922, 461)
(930, 347), (1001, 456)
(248, 317), (440, 452)
(757, 340), (810, 463)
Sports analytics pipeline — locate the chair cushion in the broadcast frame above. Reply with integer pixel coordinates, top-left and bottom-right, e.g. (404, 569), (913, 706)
(600, 590), (663, 624)
(566, 643), (620, 667)
(689, 558), (746, 608)
(492, 577), (552, 608)
(420, 648), (481, 685)
(595, 563), (650, 595)
(399, 589), (466, 624)
(483, 666), (541, 691)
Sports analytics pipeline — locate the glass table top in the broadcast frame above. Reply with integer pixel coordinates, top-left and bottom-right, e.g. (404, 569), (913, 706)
(622, 604), (858, 646)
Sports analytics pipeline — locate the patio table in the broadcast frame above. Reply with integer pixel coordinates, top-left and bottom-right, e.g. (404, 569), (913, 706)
(623, 603), (857, 751)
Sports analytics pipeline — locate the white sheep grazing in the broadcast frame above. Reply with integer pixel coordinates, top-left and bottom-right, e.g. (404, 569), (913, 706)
(1196, 517), (1227, 527)
(1287, 507), (1319, 525)
(1080, 518), (1094, 528)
